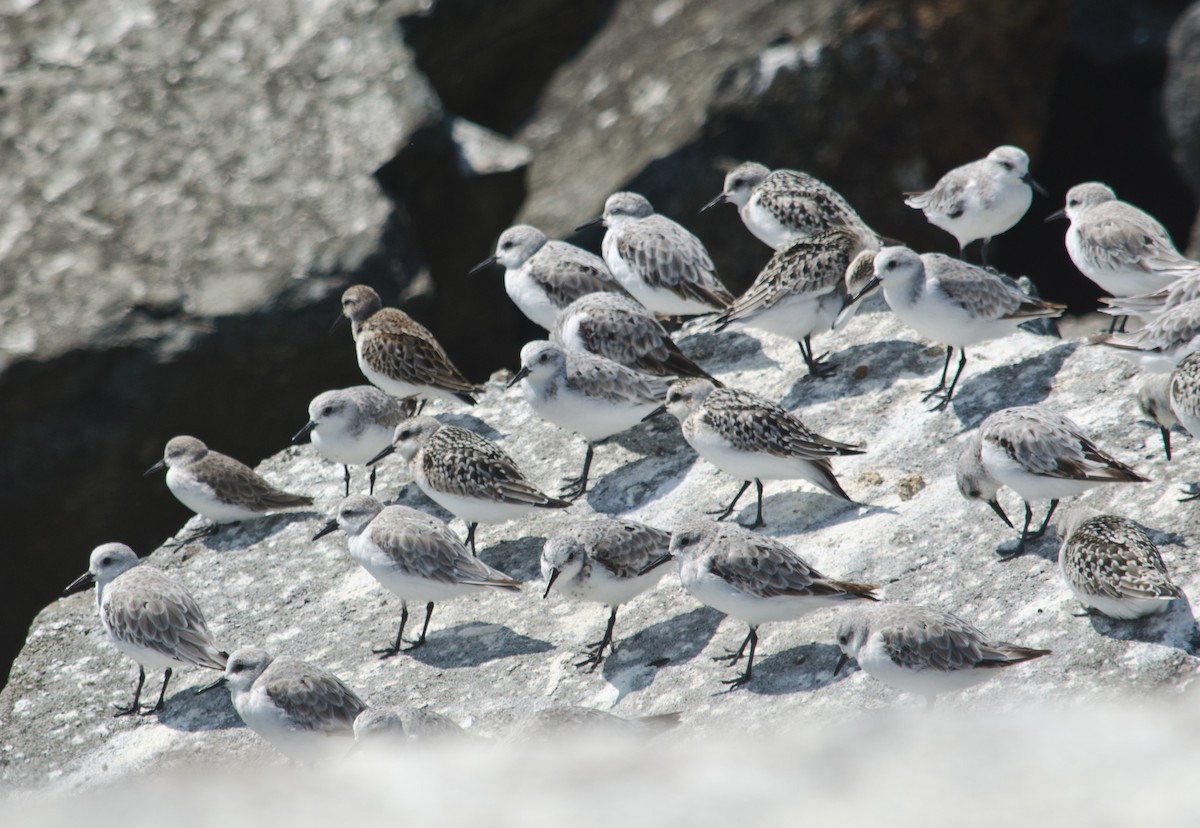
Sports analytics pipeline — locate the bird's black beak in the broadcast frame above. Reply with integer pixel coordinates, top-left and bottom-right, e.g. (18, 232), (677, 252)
(1022, 173), (1048, 197)
(638, 553), (673, 576)
(987, 498), (1014, 528)
(699, 193), (729, 214)
(64, 571), (94, 595)
(312, 520), (340, 541)
(847, 275), (882, 306)
(575, 216), (604, 232)
(469, 255), (498, 275)
(366, 445), (395, 467)
(506, 365), (530, 389)
(1044, 208), (1067, 223)
(642, 404), (667, 423)
(542, 568), (560, 599)
(833, 652), (849, 676)
(330, 313), (349, 335)
(144, 459), (166, 477)
(292, 421), (317, 444)
(1161, 427), (1173, 462)
(195, 676), (228, 695)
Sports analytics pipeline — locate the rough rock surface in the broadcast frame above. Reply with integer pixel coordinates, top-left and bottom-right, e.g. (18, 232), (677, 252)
(4, 299), (1198, 791)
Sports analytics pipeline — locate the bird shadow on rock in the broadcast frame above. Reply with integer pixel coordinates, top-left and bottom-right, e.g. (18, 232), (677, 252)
(585, 439), (699, 514)
(991, 526), (1062, 564)
(1082, 595), (1200, 656)
(599, 606), (725, 699)
(158, 680), (244, 733)
(190, 511), (322, 553)
(948, 341), (1080, 430)
(406, 622), (554, 668)
(439, 413), (504, 442)
(741, 642), (846, 697)
(781, 339), (928, 409)
(676, 329), (772, 375)
(724, 490), (890, 535)
(481, 535), (546, 582)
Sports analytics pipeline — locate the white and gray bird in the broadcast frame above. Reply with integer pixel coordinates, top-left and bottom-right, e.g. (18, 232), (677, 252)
(470, 225), (626, 330)
(1050, 182), (1196, 330)
(1169, 351), (1200, 500)
(551, 292), (718, 382)
(659, 378), (864, 529)
(510, 340), (670, 499)
(540, 517), (674, 670)
(313, 495), (521, 655)
(367, 416), (571, 555)
(1138, 373), (1179, 461)
(1058, 514), (1183, 619)
(834, 604), (1050, 705)
(292, 386), (416, 496)
(905, 145), (1045, 265)
(65, 543), (227, 716)
(506, 706), (681, 743)
(957, 405), (1149, 557)
(711, 226), (879, 378)
(1093, 298), (1200, 373)
(852, 246), (1065, 410)
(339, 284), (480, 405)
(668, 521), (878, 688)
(577, 191), (733, 317)
(145, 436), (312, 541)
(352, 706), (468, 747)
(700, 161), (878, 251)
(202, 648), (367, 763)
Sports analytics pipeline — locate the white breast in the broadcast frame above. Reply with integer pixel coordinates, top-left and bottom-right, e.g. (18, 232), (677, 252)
(506, 267), (560, 331)
(165, 467), (261, 523)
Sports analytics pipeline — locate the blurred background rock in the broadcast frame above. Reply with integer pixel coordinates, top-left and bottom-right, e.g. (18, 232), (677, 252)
(1, 0), (1198, 688)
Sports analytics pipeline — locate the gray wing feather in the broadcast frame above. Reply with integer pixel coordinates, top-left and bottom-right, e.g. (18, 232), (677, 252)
(617, 217), (733, 306)
(984, 407), (1144, 482)
(577, 519), (672, 580)
(1062, 516), (1182, 600)
(700, 388), (864, 459)
(424, 427), (566, 506)
(368, 514), (520, 588)
(196, 454), (312, 510)
(263, 663), (367, 733)
(104, 567), (227, 670)
(564, 351), (671, 405)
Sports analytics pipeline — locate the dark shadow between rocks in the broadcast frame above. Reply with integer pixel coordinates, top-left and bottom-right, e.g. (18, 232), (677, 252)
(596, 606), (725, 699)
(744, 642), (847, 697)
(159, 679), (244, 733)
(405, 622), (554, 668)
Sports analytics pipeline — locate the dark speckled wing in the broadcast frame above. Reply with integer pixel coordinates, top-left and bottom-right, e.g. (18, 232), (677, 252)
(360, 308), (479, 399)
(579, 519), (672, 580)
(985, 407), (1146, 482)
(422, 426), (570, 507)
(708, 534), (875, 600)
(1061, 516), (1182, 601)
(760, 170), (874, 237)
(699, 388), (864, 460)
(103, 567), (227, 670)
(616, 216), (733, 308)
(194, 453), (312, 511)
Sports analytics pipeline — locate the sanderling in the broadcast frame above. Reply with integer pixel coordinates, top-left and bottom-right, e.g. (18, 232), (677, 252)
(711, 225), (878, 378)
(700, 161), (879, 251)
(957, 405), (1149, 557)
(470, 225), (626, 330)
(506, 706), (681, 742)
(852, 246), (1065, 410)
(1138, 373), (1178, 460)
(834, 604), (1050, 705)
(666, 521), (878, 688)
(1171, 352), (1200, 499)
(145, 436), (312, 540)
(367, 415), (571, 554)
(510, 340), (670, 499)
(340, 284), (480, 405)
(1049, 182), (1195, 331)
(313, 495), (521, 655)
(292, 386), (416, 496)
(541, 517), (673, 670)
(1094, 298), (1200, 373)
(353, 706), (468, 746)
(200, 648), (367, 762)
(1058, 514), (1183, 619)
(551, 292), (718, 382)
(658, 378), (863, 529)
(65, 543), (227, 716)
(577, 191), (733, 316)
(905, 145), (1045, 265)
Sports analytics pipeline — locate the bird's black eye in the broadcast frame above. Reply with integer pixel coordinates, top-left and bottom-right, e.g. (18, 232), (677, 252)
(540, 353), (550, 363)
(1000, 161), (1013, 171)
(100, 557), (111, 567)
(838, 634), (849, 646)
(501, 241), (513, 250)
(886, 260), (897, 270)
(231, 664), (243, 673)
(398, 429), (411, 440)
(1068, 198), (1078, 207)
(667, 391), (681, 403)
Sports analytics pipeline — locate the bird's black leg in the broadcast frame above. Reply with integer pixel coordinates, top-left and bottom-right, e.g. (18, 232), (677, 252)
(576, 606), (619, 672)
(141, 668), (172, 716)
(559, 443), (595, 501)
(113, 666), (147, 717)
(368, 466), (377, 496)
(465, 522), (478, 556)
(798, 336), (835, 379)
(412, 602), (435, 648)
(1029, 499), (1059, 540)
(922, 346), (954, 400)
(374, 603), (409, 658)
(708, 480), (752, 522)
(168, 523), (219, 549)
(1000, 501), (1035, 560)
(719, 627), (759, 690)
(746, 479), (765, 530)
(343, 465), (351, 498)
(928, 349), (967, 411)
